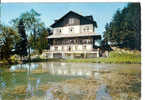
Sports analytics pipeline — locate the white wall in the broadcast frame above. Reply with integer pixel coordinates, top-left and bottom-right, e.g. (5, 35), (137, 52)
(53, 24), (94, 35)
(50, 44), (93, 51)
(80, 24), (94, 33)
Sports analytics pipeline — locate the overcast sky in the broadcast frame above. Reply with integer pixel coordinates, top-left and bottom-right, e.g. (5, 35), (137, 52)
(1, 3), (128, 35)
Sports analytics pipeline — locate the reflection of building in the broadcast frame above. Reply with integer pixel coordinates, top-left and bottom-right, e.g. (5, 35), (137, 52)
(46, 11), (102, 58)
(41, 62), (100, 77)
(10, 63), (39, 71)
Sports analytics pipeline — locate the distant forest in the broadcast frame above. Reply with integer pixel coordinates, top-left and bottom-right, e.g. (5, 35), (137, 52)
(103, 3), (141, 50)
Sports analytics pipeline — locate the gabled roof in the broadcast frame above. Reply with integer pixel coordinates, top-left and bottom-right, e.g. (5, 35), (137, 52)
(85, 16), (94, 21)
(50, 11), (97, 28)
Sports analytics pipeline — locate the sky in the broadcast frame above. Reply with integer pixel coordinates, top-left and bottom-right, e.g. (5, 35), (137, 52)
(0, 3), (128, 35)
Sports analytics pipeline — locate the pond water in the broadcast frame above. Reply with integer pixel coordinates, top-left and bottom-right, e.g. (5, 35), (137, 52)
(0, 62), (141, 100)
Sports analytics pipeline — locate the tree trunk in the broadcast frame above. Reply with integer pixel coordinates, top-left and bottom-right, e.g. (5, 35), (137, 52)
(28, 45), (31, 62)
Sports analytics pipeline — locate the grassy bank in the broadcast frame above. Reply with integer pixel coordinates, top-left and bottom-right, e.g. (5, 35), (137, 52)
(64, 51), (141, 64)
(0, 59), (18, 65)
(0, 58), (62, 66)
(29, 51), (141, 64)
(0, 50), (141, 65)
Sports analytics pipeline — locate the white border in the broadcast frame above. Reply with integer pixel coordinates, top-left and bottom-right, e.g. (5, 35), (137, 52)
(141, 1), (145, 100)
(0, 0), (144, 100)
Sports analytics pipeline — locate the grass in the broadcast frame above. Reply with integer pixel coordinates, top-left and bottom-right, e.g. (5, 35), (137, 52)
(96, 53), (141, 64)
(0, 59), (9, 65)
(0, 50), (141, 65)
(64, 51), (141, 64)
(29, 53), (141, 64)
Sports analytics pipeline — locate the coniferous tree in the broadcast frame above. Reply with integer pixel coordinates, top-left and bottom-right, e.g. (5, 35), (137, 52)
(15, 19), (28, 59)
(103, 3), (141, 50)
(11, 9), (44, 50)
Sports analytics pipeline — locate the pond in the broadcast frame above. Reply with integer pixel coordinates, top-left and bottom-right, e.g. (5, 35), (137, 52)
(0, 62), (141, 100)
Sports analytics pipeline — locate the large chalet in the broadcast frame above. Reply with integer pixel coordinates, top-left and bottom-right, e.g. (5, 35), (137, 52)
(46, 11), (102, 58)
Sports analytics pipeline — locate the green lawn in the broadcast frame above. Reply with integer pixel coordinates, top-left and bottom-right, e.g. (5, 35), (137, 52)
(0, 50), (141, 65)
(64, 51), (141, 64)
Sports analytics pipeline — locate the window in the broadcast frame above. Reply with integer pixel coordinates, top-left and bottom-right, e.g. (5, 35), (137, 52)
(59, 29), (61, 33)
(68, 46), (71, 51)
(69, 27), (74, 32)
(83, 45), (87, 50)
(87, 26), (89, 31)
(69, 18), (74, 24)
(87, 39), (91, 44)
(56, 28), (61, 34)
(83, 26), (89, 32)
(54, 46), (58, 51)
(75, 45), (78, 50)
(62, 46), (64, 51)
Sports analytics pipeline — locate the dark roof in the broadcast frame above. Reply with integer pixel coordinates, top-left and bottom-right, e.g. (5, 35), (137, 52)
(50, 11), (97, 28)
(85, 16), (94, 21)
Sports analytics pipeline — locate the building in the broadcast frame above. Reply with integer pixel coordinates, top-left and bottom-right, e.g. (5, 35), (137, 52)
(46, 11), (102, 58)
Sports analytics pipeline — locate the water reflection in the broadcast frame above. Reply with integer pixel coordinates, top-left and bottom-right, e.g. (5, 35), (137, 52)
(45, 88), (54, 100)
(40, 62), (105, 77)
(9, 62), (105, 78)
(10, 63), (39, 71)
(36, 78), (40, 88)
(96, 85), (112, 100)
(0, 62), (140, 100)
(0, 94), (2, 100)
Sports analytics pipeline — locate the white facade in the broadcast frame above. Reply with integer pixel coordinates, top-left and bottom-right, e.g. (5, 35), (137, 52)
(46, 11), (102, 58)
(50, 44), (93, 52)
(53, 24), (94, 35)
(50, 24), (96, 52)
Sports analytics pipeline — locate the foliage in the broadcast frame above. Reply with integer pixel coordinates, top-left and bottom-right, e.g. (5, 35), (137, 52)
(15, 19), (28, 57)
(11, 9), (48, 54)
(0, 25), (19, 63)
(11, 9), (45, 48)
(29, 28), (49, 53)
(11, 9), (42, 32)
(103, 3), (141, 50)
(0, 9), (50, 64)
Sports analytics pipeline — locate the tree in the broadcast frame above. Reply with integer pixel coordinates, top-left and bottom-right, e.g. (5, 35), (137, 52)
(29, 28), (49, 53)
(103, 3), (141, 50)
(11, 9), (45, 60)
(15, 19), (28, 59)
(127, 3), (141, 50)
(0, 25), (19, 63)
(11, 9), (44, 49)
(104, 23), (113, 42)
